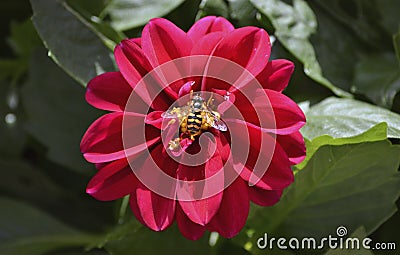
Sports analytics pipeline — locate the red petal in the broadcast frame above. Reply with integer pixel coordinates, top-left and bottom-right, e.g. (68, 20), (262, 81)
(215, 27), (270, 78)
(178, 81), (195, 98)
(145, 111), (163, 129)
(176, 204), (206, 240)
(190, 33), (224, 89)
(86, 72), (132, 112)
(214, 130), (231, 163)
(115, 39), (174, 110)
(131, 37), (141, 47)
(257, 59), (295, 92)
(267, 89), (306, 134)
(207, 177), (249, 238)
(141, 18), (193, 97)
(114, 39), (152, 87)
(188, 16), (234, 41)
(226, 89), (305, 135)
(129, 186), (175, 231)
(130, 144), (178, 204)
(199, 27), (270, 92)
(248, 186), (283, 206)
(246, 138), (293, 190)
(223, 90), (265, 127)
(86, 158), (137, 201)
(129, 144), (178, 231)
(169, 138), (193, 157)
(142, 18), (192, 66)
(135, 143), (178, 176)
(177, 137), (224, 225)
(80, 112), (160, 163)
(216, 27), (270, 74)
(226, 120), (294, 190)
(191, 32), (224, 56)
(277, 131), (306, 165)
(129, 192), (147, 227)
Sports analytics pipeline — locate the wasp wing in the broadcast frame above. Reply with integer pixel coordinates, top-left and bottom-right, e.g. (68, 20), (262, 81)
(211, 118), (227, 131)
(205, 110), (227, 132)
(161, 110), (178, 118)
(161, 106), (190, 119)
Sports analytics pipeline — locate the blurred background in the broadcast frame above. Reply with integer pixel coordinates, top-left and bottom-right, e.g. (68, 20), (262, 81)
(0, 0), (399, 254)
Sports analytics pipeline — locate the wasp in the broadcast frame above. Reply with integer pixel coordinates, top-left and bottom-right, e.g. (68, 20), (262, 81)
(161, 90), (227, 150)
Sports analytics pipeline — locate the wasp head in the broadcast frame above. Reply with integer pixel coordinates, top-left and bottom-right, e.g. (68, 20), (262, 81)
(191, 95), (205, 110)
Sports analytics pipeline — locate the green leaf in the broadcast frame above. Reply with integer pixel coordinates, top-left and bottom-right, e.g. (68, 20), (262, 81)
(7, 19), (41, 58)
(296, 122), (388, 170)
(30, 0), (115, 86)
(0, 197), (100, 255)
(164, 0), (201, 31)
(227, 0), (260, 27)
(51, 249), (110, 255)
(394, 30), (400, 65)
(324, 227), (374, 255)
(104, 0), (186, 31)
(21, 49), (101, 173)
(0, 19), (42, 84)
(215, 239), (253, 255)
(239, 140), (400, 254)
(0, 59), (25, 83)
(376, 0), (400, 35)
(95, 219), (211, 255)
(301, 97), (400, 140)
(352, 53), (400, 108)
(306, 1), (399, 101)
(0, 157), (116, 233)
(67, 0), (126, 46)
(250, 0), (352, 98)
(196, 0), (229, 19)
(67, 0), (109, 17)
(311, 1), (384, 49)
(307, 2), (363, 93)
(0, 159), (63, 205)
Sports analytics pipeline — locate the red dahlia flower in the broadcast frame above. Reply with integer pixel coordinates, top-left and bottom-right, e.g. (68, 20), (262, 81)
(81, 16), (306, 240)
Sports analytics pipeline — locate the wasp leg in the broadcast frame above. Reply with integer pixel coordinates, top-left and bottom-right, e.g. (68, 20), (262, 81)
(168, 138), (181, 150)
(207, 94), (214, 107)
(180, 116), (188, 133)
(167, 119), (176, 126)
(201, 112), (210, 130)
(189, 90), (194, 101)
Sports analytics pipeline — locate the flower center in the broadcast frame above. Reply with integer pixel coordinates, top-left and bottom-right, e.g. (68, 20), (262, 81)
(161, 90), (227, 152)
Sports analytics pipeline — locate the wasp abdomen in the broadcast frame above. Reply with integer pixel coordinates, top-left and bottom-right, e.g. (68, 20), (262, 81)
(186, 111), (204, 136)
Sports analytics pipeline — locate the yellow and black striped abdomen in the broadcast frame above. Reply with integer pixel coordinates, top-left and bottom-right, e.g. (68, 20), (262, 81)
(186, 111), (203, 136)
